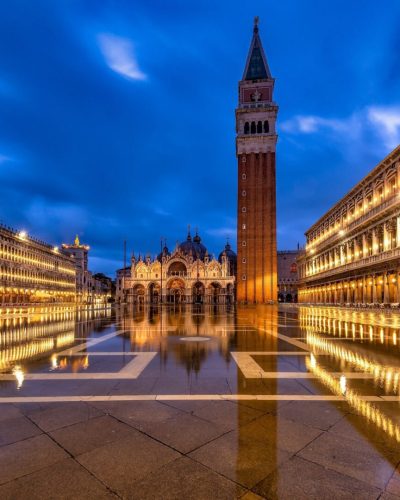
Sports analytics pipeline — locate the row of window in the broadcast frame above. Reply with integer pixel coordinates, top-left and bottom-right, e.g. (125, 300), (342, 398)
(0, 241), (75, 275)
(244, 121), (269, 135)
(307, 172), (397, 246)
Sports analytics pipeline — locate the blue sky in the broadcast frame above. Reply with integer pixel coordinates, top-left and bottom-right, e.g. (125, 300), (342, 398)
(0, 0), (400, 276)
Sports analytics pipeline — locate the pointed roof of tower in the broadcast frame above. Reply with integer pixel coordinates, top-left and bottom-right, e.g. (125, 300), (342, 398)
(243, 16), (271, 81)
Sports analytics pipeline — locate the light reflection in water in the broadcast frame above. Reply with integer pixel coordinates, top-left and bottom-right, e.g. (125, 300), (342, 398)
(0, 306), (111, 376)
(306, 355), (400, 443)
(306, 332), (400, 394)
(12, 365), (24, 389)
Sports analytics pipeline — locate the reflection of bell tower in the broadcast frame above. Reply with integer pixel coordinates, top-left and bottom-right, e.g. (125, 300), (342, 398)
(236, 17), (278, 303)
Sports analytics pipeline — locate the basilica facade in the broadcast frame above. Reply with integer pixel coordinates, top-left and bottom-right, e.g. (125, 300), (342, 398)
(116, 230), (236, 305)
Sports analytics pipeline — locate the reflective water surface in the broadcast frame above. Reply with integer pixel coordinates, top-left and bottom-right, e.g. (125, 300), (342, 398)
(1, 304), (400, 497)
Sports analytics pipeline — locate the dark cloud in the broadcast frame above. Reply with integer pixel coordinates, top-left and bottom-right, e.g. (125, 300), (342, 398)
(0, 0), (399, 276)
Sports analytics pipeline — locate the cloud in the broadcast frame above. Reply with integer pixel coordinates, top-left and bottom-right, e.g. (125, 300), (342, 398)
(280, 105), (400, 153)
(97, 34), (147, 81)
(368, 106), (400, 149)
(280, 115), (348, 134)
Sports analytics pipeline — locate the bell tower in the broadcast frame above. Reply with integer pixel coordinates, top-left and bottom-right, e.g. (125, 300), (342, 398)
(236, 17), (278, 303)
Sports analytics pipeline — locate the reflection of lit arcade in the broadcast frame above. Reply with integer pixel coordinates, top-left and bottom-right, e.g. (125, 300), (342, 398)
(301, 306), (400, 449)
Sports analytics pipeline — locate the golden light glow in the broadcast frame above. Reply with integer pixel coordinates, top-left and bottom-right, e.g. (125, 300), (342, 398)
(306, 356), (400, 443)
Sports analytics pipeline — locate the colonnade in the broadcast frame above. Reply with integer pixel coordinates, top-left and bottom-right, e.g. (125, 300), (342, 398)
(303, 217), (400, 278)
(299, 270), (400, 306)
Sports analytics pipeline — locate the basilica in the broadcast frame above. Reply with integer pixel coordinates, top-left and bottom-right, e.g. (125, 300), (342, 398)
(116, 229), (236, 304)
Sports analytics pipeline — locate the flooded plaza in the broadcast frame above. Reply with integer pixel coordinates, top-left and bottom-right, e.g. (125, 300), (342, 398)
(0, 304), (400, 499)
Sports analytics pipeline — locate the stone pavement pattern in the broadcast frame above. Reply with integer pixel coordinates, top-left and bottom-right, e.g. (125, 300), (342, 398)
(0, 305), (400, 498)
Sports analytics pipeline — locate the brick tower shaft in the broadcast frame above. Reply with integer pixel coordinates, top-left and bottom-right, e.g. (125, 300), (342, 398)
(236, 18), (278, 303)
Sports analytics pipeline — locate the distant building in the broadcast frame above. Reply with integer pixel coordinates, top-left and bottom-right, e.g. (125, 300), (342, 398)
(278, 250), (300, 302)
(0, 224), (76, 305)
(298, 145), (400, 306)
(116, 229), (236, 304)
(62, 236), (111, 305)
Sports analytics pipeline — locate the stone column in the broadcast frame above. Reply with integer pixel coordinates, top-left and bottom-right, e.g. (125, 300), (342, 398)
(362, 233), (368, 258)
(383, 273), (390, 304)
(339, 285), (344, 304)
(353, 282), (358, 304)
(372, 275), (377, 303)
(362, 276), (366, 304)
(372, 229), (379, 255)
(397, 216), (400, 247)
(396, 271), (400, 303)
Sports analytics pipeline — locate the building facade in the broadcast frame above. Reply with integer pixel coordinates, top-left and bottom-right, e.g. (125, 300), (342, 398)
(278, 250), (299, 302)
(116, 230), (236, 304)
(0, 224), (76, 305)
(298, 145), (400, 306)
(236, 17), (278, 303)
(62, 236), (111, 305)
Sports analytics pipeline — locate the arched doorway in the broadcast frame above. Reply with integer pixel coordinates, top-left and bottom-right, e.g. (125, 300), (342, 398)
(209, 282), (222, 304)
(149, 283), (161, 304)
(167, 278), (185, 304)
(192, 282), (205, 304)
(132, 284), (145, 304)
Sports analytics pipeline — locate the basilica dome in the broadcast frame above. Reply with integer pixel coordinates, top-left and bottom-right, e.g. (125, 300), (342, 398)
(179, 230), (207, 260)
(219, 242), (237, 273)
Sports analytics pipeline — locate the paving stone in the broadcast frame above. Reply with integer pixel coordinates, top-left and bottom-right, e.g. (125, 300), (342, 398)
(276, 400), (348, 430)
(128, 456), (246, 499)
(0, 434), (68, 485)
(239, 413), (322, 453)
(329, 411), (400, 453)
(253, 455), (380, 499)
(77, 429), (180, 498)
(386, 476), (400, 497)
(0, 416), (42, 447)
(26, 402), (104, 432)
(0, 404), (23, 422)
(299, 431), (400, 489)
(0, 458), (115, 499)
(161, 400), (263, 431)
(190, 431), (291, 488)
(91, 400), (183, 427)
(240, 492), (265, 500)
(129, 411), (228, 454)
(49, 415), (137, 456)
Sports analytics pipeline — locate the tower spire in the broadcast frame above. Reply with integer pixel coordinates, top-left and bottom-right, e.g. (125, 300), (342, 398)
(243, 16), (271, 81)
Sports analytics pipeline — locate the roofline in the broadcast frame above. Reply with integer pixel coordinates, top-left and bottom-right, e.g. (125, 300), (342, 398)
(305, 144), (400, 236)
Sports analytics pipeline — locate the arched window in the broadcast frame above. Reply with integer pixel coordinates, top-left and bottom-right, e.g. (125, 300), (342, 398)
(264, 120), (269, 133)
(242, 173), (246, 180)
(257, 121), (262, 133)
(244, 122), (249, 134)
(250, 122), (256, 134)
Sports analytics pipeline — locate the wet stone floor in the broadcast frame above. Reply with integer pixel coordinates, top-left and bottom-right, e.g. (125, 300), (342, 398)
(1, 304), (400, 499)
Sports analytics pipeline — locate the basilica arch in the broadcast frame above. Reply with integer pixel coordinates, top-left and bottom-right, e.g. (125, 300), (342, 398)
(166, 278), (186, 304)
